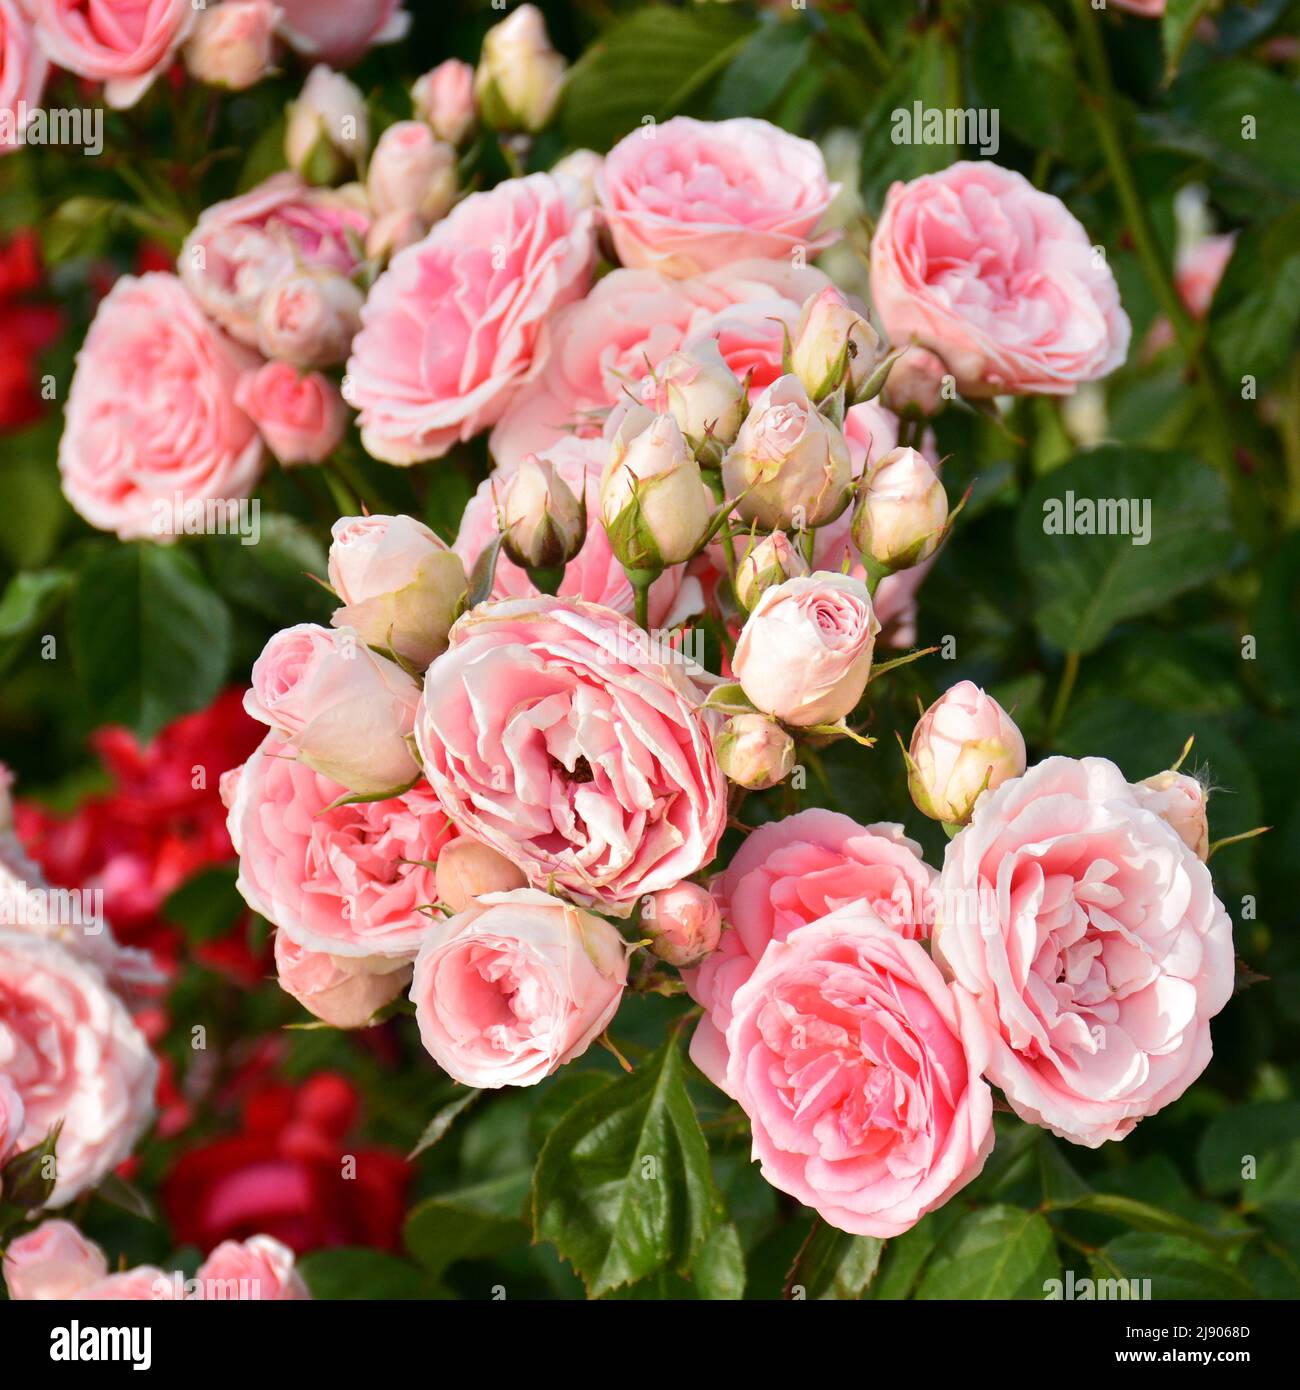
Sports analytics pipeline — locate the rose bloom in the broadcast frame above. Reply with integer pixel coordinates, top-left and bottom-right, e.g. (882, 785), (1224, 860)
(685, 809), (937, 1091)
(274, 931), (410, 1030)
(934, 756), (1235, 1147)
(597, 116), (838, 277)
(416, 597), (726, 915)
(1, 0), (47, 156)
(0, 931), (157, 1205)
(195, 1234), (308, 1300)
(235, 361), (345, 464)
(276, 0), (408, 66)
(412, 58), (476, 145)
(179, 173), (370, 348)
(31, 0), (193, 108)
(2, 1220), (109, 1300)
(411, 888), (628, 1088)
(226, 732), (454, 960)
(725, 905), (993, 1237)
(870, 161), (1130, 396)
(346, 173), (595, 464)
(57, 272), (263, 542)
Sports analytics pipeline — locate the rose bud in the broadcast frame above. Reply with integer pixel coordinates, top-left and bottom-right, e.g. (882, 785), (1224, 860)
(551, 148), (603, 210)
(367, 120), (457, 224)
(275, 932), (410, 1030)
(235, 362), (347, 465)
(412, 58), (478, 145)
(474, 3), (567, 134)
(851, 446), (948, 571)
(365, 209), (426, 261)
(790, 286), (883, 402)
(883, 346), (950, 417)
(2, 1221), (109, 1301)
(601, 411), (712, 571)
(245, 622), (422, 796)
(498, 454), (586, 578)
(285, 64), (369, 183)
(733, 572), (879, 727)
(1134, 769), (1210, 861)
(907, 681), (1026, 826)
(256, 269), (364, 368)
(435, 838), (528, 914)
(328, 513), (467, 670)
(644, 882), (722, 967)
(643, 338), (747, 465)
(184, 0), (281, 91)
(715, 712), (796, 791)
(721, 374), (852, 533)
(734, 530), (809, 612)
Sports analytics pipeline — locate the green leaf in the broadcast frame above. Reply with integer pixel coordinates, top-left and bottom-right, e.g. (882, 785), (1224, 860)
(1198, 1101), (1300, 1207)
(202, 513), (333, 625)
(711, 19), (812, 120)
(0, 569), (71, 674)
(1056, 1193), (1254, 1255)
(966, 1), (1080, 155)
(1094, 1233), (1255, 1300)
(1209, 205), (1300, 384)
(69, 543), (233, 739)
(162, 865), (245, 945)
(692, 1221), (746, 1300)
(404, 1170), (531, 1280)
(1162, 0), (1216, 81)
(409, 1089), (483, 1161)
(299, 1248), (445, 1300)
(532, 1033), (720, 1297)
(785, 1219), (885, 1300)
(0, 425), (72, 569)
(914, 1205), (1060, 1299)
(1016, 447), (1236, 655)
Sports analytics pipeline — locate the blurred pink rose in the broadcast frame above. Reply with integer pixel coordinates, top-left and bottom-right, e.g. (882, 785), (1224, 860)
(276, 0), (408, 65)
(1, 0), (48, 156)
(725, 905), (993, 1237)
(235, 361), (346, 464)
(256, 268), (363, 368)
(935, 757), (1235, 1147)
(195, 1235), (309, 1299)
(347, 173), (595, 464)
(412, 58), (476, 145)
(411, 888), (628, 1087)
(1177, 231), (1235, 319)
(415, 597), (726, 915)
(58, 272), (263, 541)
(31, 0), (192, 108)
(3, 1220), (108, 1300)
(184, 0), (281, 91)
(685, 809), (937, 1090)
(870, 161), (1130, 396)
(598, 116), (838, 277)
(366, 120), (457, 223)
(274, 931), (410, 1029)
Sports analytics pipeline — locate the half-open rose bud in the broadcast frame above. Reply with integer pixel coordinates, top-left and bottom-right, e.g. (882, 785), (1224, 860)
(789, 286), (882, 402)
(644, 882), (722, 967)
(285, 64), (368, 182)
(367, 120), (457, 224)
(851, 446), (948, 571)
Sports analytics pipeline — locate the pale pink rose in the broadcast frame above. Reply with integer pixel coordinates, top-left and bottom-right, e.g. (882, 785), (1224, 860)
(415, 597), (726, 915)
(1133, 769), (1210, 862)
(195, 1235), (309, 1300)
(346, 173), (595, 464)
(935, 756), (1235, 1147)
(598, 116), (838, 277)
(410, 887), (628, 1087)
(684, 808), (937, 1091)
(0, 931), (157, 1206)
(274, 931), (410, 1029)
(366, 120), (457, 223)
(58, 273), (263, 542)
(434, 837), (527, 913)
(80, 1268), (178, 1300)
(227, 731), (453, 958)
(0, 1071), (22, 1164)
(870, 161), (1130, 396)
(1, 0), (48, 156)
(180, 173), (370, 348)
(645, 882), (721, 967)
(908, 680), (1026, 825)
(713, 712), (795, 792)
(257, 268), (363, 368)
(2, 1220), (108, 1300)
(31, 0), (193, 109)
(184, 0), (281, 91)
(1176, 232), (1235, 320)
(412, 58), (476, 146)
(725, 906), (993, 1237)
(235, 361), (347, 464)
(245, 623), (422, 796)
(275, 0), (408, 65)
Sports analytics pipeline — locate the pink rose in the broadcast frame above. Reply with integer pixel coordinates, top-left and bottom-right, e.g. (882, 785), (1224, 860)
(274, 931), (410, 1029)
(935, 756), (1235, 1147)
(180, 173), (370, 348)
(31, 0), (193, 109)
(645, 882), (721, 967)
(0, 1071), (22, 1165)
(257, 268), (363, 368)
(412, 58), (477, 146)
(195, 1235), (309, 1300)
(870, 161), (1130, 395)
(1176, 232), (1235, 320)
(346, 173), (595, 464)
(276, 0), (408, 66)
(685, 808), (937, 1090)
(410, 888), (628, 1088)
(235, 361), (347, 464)
(1, 0), (48, 156)
(184, 0), (281, 91)
(725, 906), (993, 1237)
(597, 116), (838, 277)
(366, 120), (457, 224)
(226, 731), (453, 958)
(415, 597), (726, 915)
(58, 272), (263, 542)
(1112, 1), (1164, 14)
(907, 680), (1026, 826)
(2, 1220), (109, 1300)
(1134, 769), (1210, 861)
(0, 931), (157, 1206)
(244, 623), (421, 796)
(80, 1268), (178, 1300)
(434, 837), (527, 913)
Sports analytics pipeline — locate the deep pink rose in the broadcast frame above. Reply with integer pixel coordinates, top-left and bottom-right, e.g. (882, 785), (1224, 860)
(597, 116), (838, 277)
(346, 173), (595, 464)
(32, 0), (192, 108)
(685, 808), (937, 1090)
(935, 757), (1235, 1147)
(870, 161), (1130, 395)
(725, 905), (993, 1237)
(227, 732), (454, 960)
(235, 361), (347, 464)
(195, 1235), (309, 1299)
(2, 1219), (108, 1300)
(58, 272), (263, 541)
(1, 0), (48, 156)
(276, 0), (408, 66)
(415, 597), (726, 915)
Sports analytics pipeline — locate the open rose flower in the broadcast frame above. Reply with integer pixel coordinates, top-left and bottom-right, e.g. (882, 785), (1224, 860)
(1, 0), (47, 156)
(870, 161), (1130, 395)
(346, 173), (595, 464)
(410, 888), (628, 1087)
(597, 116), (837, 277)
(415, 597), (726, 915)
(58, 272), (263, 541)
(935, 756), (1235, 1147)
(725, 904), (993, 1237)
(276, 0), (408, 66)
(685, 809), (937, 1090)
(31, 0), (193, 109)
